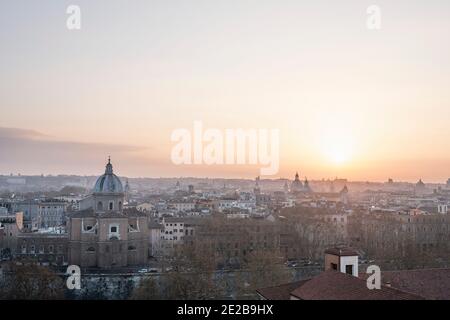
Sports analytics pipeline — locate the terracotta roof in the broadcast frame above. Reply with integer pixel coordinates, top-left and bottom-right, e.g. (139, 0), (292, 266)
(290, 270), (424, 300)
(381, 269), (450, 300)
(256, 280), (309, 300)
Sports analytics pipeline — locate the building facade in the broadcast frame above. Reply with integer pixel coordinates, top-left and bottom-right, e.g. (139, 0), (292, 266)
(67, 159), (149, 269)
(37, 200), (67, 229)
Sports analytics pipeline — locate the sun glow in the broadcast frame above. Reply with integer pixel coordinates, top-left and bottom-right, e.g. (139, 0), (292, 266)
(315, 124), (356, 166)
(324, 143), (353, 165)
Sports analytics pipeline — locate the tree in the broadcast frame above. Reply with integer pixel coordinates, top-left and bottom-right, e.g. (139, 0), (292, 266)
(161, 244), (223, 299)
(0, 263), (65, 300)
(238, 249), (291, 298)
(130, 276), (161, 300)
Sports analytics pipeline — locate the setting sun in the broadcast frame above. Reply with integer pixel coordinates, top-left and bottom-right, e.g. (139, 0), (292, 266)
(314, 116), (356, 166)
(321, 138), (354, 166)
(327, 145), (352, 165)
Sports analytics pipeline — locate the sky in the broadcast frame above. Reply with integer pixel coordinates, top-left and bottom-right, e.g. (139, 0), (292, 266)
(1, 0), (450, 182)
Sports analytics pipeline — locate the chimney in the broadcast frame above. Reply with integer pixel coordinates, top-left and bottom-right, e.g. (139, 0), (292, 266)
(324, 246), (359, 277)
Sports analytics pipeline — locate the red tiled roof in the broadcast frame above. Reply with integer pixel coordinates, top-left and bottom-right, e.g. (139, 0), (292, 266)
(381, 269), (450, 300)
(256, 280), (309, 300)
(290, 270), (423, 300)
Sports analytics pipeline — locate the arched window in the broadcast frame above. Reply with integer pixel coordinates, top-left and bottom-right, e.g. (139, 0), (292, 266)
(109, 202), (113, 210)
(97, 201), (103, 211)
(119, 201), (123, 211)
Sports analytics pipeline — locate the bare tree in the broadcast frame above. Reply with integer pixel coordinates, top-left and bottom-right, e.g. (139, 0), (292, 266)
(0, 262), (65, 300)
(237, 249), (290, 298)
(130, 276), (161, 300)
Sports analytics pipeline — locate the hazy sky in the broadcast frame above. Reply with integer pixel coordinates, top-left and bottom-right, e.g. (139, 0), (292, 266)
(1, 0), (450, 182)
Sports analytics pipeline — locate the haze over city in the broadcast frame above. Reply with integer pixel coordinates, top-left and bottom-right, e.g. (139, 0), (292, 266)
(1, 0), (450, 182)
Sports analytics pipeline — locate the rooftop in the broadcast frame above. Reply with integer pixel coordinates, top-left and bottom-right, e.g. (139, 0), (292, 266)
(324, 247), (359, 257)
(258, 270), (425, 300)
(381, 268), (450, 300)
(256, 280), (309, 300)
(290, 270), (423, 300)
(259, 267), (450, 300)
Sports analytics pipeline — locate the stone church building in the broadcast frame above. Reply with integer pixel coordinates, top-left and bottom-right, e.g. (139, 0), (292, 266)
(67, 159), (148, 269)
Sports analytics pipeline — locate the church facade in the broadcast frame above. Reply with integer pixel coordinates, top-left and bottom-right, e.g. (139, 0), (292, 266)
(67, 159), (149, 269)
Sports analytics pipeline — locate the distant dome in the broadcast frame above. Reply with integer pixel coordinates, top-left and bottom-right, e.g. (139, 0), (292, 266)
(93, 158), (123, 193)
(291, 171), (303, 191)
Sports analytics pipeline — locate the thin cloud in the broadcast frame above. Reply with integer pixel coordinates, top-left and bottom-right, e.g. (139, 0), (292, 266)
(0, 127), (155, 175)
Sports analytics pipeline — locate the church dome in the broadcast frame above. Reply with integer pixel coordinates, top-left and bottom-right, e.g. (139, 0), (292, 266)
(416, 179), (425, 187)
(291, 172), (304, 191)
(93, 158), (123, 193)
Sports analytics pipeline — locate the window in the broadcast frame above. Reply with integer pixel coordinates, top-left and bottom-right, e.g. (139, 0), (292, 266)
(331, 263), (338, 270)
(21, 245), (26, 254)
(109, 202), (114, 210)
(86, 247), (95, 252)
(110, 226), (118, 233)
(345, 265), (353, 275)
(97, 201), (103, 210)
(128, 246), (136, 251)
(49, 245), (54, 254)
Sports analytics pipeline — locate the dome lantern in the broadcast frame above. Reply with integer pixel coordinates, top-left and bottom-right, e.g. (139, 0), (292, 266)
(93, 157), (124, 194)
